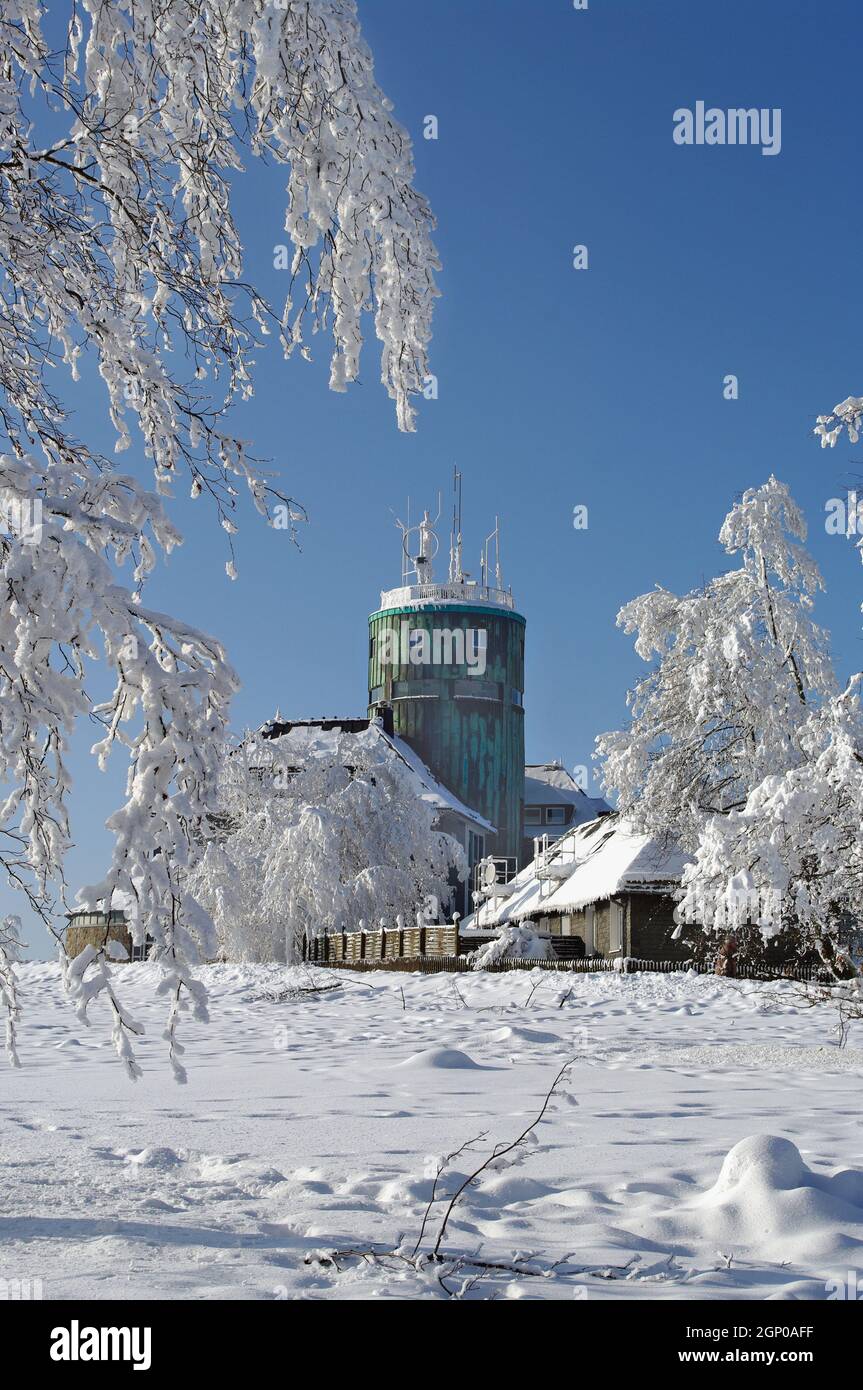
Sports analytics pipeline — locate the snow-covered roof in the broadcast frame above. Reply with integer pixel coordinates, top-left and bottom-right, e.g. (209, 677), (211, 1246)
(376, 725), (496, 833)
(524, 775), (579, 807)
(525, 761), (581, 791)
(257, 717), (495, 834)
(464, 815), (690, 930)
(540, 818), (690, 914)
(524, 775), (609, 816)
(524, 761), (610, 819)
(69, 887), (135, 919)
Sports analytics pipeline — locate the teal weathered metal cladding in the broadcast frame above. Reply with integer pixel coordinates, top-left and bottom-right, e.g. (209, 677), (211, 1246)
(368, 603), (525, 861)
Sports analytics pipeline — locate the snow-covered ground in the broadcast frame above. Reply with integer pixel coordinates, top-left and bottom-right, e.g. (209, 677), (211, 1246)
(2, 962), (863, 1301)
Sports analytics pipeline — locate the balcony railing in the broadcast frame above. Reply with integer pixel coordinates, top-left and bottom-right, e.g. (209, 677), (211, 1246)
(379, 582), (515, 611)
(533, 833), (579, 897)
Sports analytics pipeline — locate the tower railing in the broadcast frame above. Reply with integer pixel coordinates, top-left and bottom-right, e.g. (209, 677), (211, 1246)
(378, 582), (515, 611)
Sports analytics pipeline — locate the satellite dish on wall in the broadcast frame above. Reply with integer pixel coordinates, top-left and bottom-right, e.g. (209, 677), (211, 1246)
(481, 860), (498, 888)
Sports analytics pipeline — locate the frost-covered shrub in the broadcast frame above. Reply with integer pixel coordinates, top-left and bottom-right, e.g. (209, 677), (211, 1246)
(471, 923), (553, 969)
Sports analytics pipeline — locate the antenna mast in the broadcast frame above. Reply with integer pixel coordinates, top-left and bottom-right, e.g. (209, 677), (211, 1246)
(482, 516), (502, 592)
(449, 467), (463, 584)
(390, 498), (413, 584)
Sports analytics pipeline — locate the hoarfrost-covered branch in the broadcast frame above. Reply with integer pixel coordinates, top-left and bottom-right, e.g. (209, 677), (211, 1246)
(597, 478), (835, 846)
(814, 397), (863, 450)
(0, 0), (439, 1073)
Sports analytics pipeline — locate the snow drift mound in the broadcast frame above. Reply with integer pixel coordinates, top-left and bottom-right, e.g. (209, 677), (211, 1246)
(637, 1136), (863, 1266)
(486, 1025), (562, 1046)
(396, 1046), (488, 1070)
(123, 1146), (185, 1170)
(709, 1135), (804, 1193)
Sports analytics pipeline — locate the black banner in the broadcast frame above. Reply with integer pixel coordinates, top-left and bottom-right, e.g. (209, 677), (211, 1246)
(3, 1297), (854, 1375)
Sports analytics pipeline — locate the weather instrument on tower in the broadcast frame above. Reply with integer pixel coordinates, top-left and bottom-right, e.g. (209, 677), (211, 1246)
(395, 494), (441, 587)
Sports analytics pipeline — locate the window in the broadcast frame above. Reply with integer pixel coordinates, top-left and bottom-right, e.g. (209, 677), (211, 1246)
(584, 906), (596, 954)
(609, 901), (624, 953)
(525, 806), (542, 826)
(392, 679), (440, 699)
(453, 678), (500, 702)
(546, 806), (567, 825)
(511, 688), (523, 707)
(467, 831), (485, 869)
(369, 685), (385, 704)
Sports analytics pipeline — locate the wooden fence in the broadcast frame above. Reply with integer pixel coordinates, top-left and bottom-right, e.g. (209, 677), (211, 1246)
(304, 925), (459, 965)
(301, 937), (833, 983)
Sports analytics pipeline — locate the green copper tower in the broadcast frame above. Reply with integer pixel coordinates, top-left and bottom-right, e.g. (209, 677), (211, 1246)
(368, 472), (525, 865)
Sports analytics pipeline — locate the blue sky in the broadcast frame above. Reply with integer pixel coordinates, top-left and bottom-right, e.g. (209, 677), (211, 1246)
(10, 0), (863, 953)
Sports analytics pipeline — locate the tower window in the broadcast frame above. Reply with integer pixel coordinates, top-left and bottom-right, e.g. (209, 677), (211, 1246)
(392, 679), (440, 699)
(453, 679), (500, 702)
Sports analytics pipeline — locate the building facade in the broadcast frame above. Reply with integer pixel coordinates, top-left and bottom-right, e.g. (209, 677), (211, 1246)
(65, 906), (151, 962)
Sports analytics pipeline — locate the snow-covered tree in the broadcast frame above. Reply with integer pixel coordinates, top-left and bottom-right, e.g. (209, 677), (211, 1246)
(0, 1), (439, 1074)
(598, 478), (836, 850)
(676, 678), (863, 974)
(800, 382), (863, 970)
(185, 727), (465, 963)
(597, 478), (863, 969)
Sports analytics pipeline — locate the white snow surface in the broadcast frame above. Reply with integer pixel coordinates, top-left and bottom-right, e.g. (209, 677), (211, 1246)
(2, 962), (862, 1301)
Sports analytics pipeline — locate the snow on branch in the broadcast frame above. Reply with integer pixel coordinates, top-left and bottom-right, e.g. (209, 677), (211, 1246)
(597, 477), (836, 845)
(0, 0), (439, 1075)
(814, 397), (863, 450)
